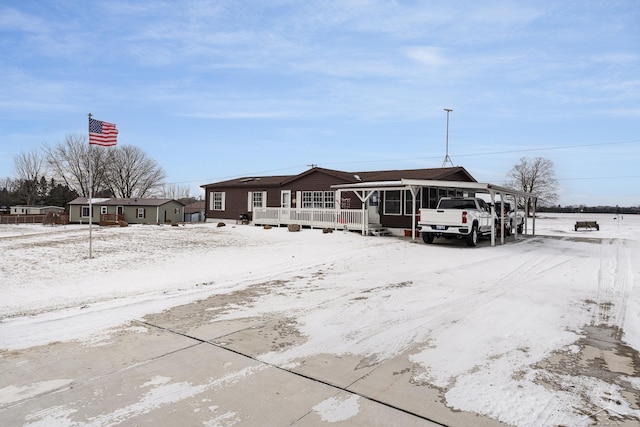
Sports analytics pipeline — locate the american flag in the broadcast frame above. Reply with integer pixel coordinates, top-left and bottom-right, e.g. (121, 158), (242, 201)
(89, 118), (118, 146)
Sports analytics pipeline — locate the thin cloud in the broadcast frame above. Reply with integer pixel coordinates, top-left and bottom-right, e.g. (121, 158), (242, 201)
(404, 46), (448, 67)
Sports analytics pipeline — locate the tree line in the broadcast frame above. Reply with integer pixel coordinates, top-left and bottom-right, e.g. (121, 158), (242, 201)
(2, 134), (192, 210)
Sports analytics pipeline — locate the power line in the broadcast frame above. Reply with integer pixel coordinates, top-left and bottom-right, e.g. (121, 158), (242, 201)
(557, 175), (640, 181)
(165, 138), (640, 187)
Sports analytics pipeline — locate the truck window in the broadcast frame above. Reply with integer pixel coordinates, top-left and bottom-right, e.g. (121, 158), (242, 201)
(438, 199), (476, 210)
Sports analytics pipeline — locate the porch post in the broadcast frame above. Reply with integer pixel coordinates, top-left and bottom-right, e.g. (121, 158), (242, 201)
(335, 190), (341, 230)
(361, 191), (367, 236)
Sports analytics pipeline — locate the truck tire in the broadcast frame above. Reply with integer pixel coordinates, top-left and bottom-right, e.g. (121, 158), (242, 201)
(466, 225), (478, 247)
(422, 232), (434, 244)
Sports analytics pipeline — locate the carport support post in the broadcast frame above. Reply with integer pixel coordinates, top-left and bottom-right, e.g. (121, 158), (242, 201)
(409, 185), (418, 241)
(497, 191), (504, 245)
(489, 191), (496, 247)
(361, 197), (366, 235)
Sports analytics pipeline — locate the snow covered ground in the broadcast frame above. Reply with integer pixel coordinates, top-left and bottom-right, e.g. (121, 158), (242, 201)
(1, 213), (639, 425)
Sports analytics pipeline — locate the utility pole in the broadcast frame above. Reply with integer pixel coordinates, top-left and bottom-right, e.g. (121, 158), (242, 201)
(442, 108), (454, 168)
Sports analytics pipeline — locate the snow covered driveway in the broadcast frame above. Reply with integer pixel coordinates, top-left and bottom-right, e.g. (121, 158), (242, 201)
(1, 214), (639, 426)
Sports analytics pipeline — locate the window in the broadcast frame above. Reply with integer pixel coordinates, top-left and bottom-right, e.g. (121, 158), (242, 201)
(101, 206), (108, 214)
(302, 191), (312, 208)
(368, 191), (379, 207)
(324, 191), (335, 209)
(211, 192), (225, 211)
(252, 192), (263, 208)
(302, 191), (335, 209)
(137, 208), (146, 219)
(81, 206), (90, 217)
(428, 188), (438, 208)
(383, 190), (401, 215)
(404, 190), (421, 215)
(247, 191), (266, 212)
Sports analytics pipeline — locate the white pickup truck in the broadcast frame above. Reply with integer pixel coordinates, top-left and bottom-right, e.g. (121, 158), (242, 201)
(417, 197), (493, 247)
(495, 201), (525, 234)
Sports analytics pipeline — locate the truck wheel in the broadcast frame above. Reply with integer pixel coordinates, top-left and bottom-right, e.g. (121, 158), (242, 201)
(466, 225), (478, 247)
(422, 233), (434, 244)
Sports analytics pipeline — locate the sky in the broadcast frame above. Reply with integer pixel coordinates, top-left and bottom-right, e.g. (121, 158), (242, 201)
(0, 0), (638, 206)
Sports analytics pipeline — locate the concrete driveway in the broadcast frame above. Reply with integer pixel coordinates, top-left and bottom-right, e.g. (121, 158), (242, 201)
(1, 290), (506, 426)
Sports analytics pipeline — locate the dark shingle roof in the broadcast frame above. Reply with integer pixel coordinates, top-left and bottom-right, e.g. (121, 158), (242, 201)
(68, 197), (185, 207)
(201, 166), (476, 188)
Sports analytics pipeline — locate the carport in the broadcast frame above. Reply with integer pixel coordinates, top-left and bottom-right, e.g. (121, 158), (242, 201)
(332, 179), (537, 246)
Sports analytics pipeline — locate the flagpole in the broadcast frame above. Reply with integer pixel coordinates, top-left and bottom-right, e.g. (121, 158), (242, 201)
(88, 113), (93, 259)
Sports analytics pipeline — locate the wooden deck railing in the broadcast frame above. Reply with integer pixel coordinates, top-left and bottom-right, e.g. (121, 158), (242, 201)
(251, 208), (368, 233)
(99, 214), (125, 225)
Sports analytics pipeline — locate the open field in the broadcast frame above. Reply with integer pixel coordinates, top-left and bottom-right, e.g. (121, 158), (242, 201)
(1, 213), (639, 426)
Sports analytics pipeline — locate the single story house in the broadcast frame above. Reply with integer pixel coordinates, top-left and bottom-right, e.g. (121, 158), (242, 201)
(200, 166), (480, 232)
(67, 197), (185, 225)
(10, 205), (66, 215)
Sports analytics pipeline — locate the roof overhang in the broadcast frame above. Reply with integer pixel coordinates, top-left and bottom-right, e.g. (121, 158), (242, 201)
(332, 179), (536, 199)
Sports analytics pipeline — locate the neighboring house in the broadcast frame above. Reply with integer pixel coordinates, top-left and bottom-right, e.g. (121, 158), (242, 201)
(201, 166), (478, 232)
(183, 201), (205, 222)
(67, 197), (185, 225)
(10, 205), (65, 215)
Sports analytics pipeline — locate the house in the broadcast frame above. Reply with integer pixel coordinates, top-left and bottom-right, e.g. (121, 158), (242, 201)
(201, 166), (478, 232)
(67, 197), (185, 225)
(10, 205), (66, 215)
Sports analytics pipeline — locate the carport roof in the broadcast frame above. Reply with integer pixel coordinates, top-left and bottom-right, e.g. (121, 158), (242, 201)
(332, 179), (536, 200)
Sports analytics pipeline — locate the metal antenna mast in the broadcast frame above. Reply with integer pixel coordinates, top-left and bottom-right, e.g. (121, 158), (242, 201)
(441, 108), (454, 167)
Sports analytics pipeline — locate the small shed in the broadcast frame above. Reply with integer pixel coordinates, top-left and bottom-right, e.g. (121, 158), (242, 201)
(184, 201), (206, 222)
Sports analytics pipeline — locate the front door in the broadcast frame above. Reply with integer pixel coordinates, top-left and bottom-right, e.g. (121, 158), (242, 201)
(367, 191), (380, 225)
(281, 190), (291, 222)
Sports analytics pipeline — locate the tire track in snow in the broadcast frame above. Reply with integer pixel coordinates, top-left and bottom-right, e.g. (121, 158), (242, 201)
(415, 252), (574, 332)
(592, 238), (633, 330)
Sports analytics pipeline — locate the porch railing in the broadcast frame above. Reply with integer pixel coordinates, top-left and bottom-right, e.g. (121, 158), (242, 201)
(251, 208), (368, 233)
(99, 214), (125, 225)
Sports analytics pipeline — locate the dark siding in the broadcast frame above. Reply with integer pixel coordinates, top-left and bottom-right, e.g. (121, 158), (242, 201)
(377, 185), (471, 229)
(202, 167), (477, 227)
(203, 170), (359, 221)
(205, 186), (264, 221)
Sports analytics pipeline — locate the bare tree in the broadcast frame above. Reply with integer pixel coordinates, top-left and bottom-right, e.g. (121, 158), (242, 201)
(14, 150), (46, 205)
(505, 157), (559, 213)
(161, 183), (191, 200)
(44, 135), (165, 199)
(0, 177), (18, 207)
(44, 134), (111, 197)
(105, 145), (166, 198)
(44, 133), (125, 198)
